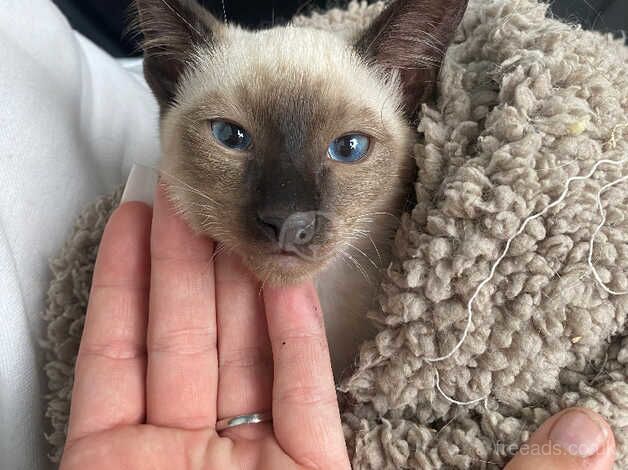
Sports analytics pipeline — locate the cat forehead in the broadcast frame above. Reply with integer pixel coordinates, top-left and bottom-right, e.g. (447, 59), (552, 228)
(176, 25), (403, 121)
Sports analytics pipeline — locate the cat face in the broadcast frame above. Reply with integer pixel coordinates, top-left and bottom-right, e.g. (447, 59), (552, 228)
(159, 26), (414, 283)
(135, 0), (468, 284)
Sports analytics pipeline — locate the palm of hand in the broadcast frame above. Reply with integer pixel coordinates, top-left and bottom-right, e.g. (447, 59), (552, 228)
(62, 424), (307, 469)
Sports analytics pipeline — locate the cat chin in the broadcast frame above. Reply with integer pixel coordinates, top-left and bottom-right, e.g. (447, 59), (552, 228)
(242, 251), (331, 286)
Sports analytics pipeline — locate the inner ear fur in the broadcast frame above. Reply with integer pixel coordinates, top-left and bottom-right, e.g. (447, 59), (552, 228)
(355, 0), (468, 117)
(133, 0), (221, 109)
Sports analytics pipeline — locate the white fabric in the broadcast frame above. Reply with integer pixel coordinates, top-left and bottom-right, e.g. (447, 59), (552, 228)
(0, 1), (160, 468)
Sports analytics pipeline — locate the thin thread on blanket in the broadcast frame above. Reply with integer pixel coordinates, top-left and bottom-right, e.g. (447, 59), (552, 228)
(589, 174), (628, 295)
(427, 158), (628, 407)
(433, 369), (489, 407)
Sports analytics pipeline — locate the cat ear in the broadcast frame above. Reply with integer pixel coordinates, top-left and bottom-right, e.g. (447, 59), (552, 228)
(355, 0), (468, 117)
(133, 0), (221, 109)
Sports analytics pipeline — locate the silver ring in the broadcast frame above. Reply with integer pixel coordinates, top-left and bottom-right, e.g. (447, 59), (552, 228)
(216, 411), (272, 431)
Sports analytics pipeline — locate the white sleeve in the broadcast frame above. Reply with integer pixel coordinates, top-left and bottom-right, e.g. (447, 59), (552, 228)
(0, 1), (159, 468)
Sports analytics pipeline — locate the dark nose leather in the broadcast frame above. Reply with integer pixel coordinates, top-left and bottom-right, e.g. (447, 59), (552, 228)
(257, 211), (317, 247)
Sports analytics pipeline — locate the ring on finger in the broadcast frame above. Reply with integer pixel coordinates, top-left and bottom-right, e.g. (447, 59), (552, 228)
(216, 411), (272, 432)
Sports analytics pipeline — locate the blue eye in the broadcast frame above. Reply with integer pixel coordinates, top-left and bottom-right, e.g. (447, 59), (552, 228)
(210, 120), (252, 150)
(328, 134), (370, 163)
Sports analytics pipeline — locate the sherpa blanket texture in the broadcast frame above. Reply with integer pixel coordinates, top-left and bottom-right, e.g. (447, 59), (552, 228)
(42, 0), (628, 468)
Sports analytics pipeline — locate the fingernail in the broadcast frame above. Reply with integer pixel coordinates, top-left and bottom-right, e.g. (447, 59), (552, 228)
(549, 410), (608, 458)
(121, 164), (158, 205)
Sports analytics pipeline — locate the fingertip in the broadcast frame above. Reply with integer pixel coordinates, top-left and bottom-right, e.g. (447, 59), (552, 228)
(114, 201), (153, 221)
(263, 281), (325, 345)
(214, 250), (257, 284)
(150, 182), (214, 261)
(109, 201), (152, 226)
(547, 407), (614, 458)
(102, 201), (152, 252)
(506, 407), (616, 470)
(264, 281), (322, 320)
(94, 202), (152, 287)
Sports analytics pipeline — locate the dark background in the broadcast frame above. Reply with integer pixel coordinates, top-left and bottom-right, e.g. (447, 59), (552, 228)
(52, 0), (627, 57)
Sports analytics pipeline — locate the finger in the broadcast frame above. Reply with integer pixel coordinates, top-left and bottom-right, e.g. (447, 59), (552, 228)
(67, 202), (152, 444)
(215, 252), (273, 437)
(506, 407), (615, 470)
(146, 184), (218, 429)
(264, 282), (350, 469)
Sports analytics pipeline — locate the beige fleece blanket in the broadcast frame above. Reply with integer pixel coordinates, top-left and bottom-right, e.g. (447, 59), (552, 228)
(42, 1), (628, 468)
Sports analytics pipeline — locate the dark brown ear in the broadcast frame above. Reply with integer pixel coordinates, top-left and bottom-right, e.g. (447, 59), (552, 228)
(133, 0), (221, 109)
(356, 0), (468, 117)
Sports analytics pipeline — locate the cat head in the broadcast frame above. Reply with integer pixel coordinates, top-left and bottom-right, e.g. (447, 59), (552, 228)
(134, 0), (467, 284)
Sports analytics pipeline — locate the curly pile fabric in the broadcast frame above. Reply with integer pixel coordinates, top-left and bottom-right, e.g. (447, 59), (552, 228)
(41, 0), (628, 467)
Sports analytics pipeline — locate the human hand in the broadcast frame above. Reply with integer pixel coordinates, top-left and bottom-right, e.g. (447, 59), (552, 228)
(60, 184), (350, 469)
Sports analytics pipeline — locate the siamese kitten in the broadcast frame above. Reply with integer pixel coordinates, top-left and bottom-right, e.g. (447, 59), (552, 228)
(134, 0), (468, 375)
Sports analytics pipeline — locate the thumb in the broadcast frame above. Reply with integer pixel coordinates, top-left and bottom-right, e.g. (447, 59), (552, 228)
(506, 407), (615, 470)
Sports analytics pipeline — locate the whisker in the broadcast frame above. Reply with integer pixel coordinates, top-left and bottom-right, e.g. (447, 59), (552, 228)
(340, 251), (370, 283)
(140, 164), (224, 209)
(347, 211), (401, 223)
(344, 242), (379, 269)
(338, 254), (357, 276)
(364, 232), (383, 264)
